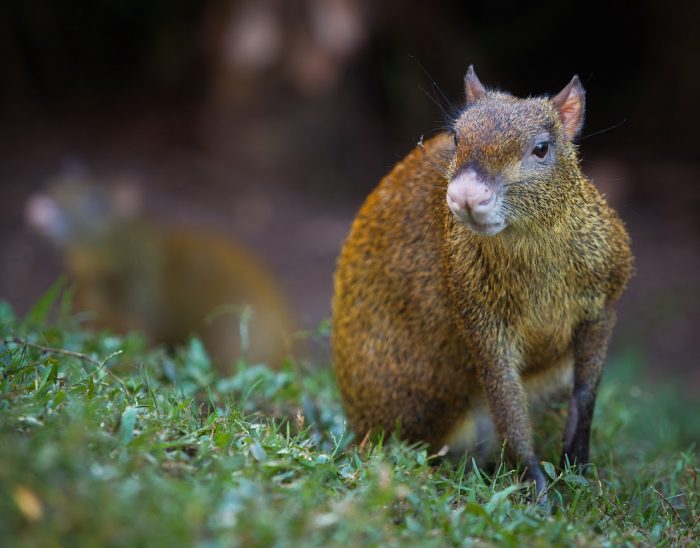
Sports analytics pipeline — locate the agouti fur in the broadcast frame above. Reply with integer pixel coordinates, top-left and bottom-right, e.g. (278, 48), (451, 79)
(26, 176), (294, 370)
(332, 67), (633, 495)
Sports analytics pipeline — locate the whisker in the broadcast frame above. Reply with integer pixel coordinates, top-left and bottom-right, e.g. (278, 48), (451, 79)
(417, 85), (458, 126)
(415, 194), (446, 221)
(409, 54), (462, 127)
(421, 217), (438, 245)
(404, 184), (444, 207)
(577, 119), (627, 142)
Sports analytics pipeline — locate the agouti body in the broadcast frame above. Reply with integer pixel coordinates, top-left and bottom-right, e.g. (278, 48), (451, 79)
(27, 178), (294, 370)
(332, 67), (633, 494)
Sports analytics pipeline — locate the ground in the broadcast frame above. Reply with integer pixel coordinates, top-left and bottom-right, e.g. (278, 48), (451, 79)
(0, 287), (698, 546)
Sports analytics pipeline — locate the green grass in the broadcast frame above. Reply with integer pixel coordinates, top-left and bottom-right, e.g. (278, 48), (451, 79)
(0, 288), (698, 547)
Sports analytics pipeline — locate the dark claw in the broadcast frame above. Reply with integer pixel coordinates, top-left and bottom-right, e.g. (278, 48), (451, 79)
(527, 462), (548, 505)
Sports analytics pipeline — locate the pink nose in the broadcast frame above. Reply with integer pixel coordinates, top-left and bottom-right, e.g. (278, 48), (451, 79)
(447, 170), (494, 212)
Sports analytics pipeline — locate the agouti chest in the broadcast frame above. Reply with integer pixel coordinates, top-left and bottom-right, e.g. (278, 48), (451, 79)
(446, 233), (597, 371)
(516, 280), (580, 370)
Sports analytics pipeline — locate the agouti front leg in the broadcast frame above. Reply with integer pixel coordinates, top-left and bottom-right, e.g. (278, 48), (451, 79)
(561, 308), (616, 468)
(476, 337), (547, 496)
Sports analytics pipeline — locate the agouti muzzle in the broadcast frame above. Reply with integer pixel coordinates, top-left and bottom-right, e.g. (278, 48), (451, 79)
(332, 66), (632, 497)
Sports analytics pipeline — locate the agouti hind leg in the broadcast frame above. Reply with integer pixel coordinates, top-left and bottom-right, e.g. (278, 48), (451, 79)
(561, 309), (616, 468)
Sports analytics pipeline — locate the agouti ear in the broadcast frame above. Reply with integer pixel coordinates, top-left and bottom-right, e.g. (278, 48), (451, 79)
(464, 65), (487, 106)
(552, 75), (586, 141)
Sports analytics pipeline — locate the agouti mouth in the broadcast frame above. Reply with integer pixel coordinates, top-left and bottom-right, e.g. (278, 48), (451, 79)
(465, 219), (506, 236)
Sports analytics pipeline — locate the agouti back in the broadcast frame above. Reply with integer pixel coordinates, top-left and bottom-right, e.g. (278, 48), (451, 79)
(26, 175), (294, 370)
(332, 67), (632, 495)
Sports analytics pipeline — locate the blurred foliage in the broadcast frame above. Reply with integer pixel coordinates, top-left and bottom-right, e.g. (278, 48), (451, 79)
(0, 286), (698, 545)
(2, 0), (698, 158)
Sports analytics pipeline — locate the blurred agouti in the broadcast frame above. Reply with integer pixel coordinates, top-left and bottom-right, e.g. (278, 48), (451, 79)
(26, 174), (294, 370)
(332, 67), (633, 495)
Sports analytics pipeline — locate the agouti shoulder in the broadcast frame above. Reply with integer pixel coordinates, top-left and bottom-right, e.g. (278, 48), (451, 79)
(332, 67), (632, 496)
(26, 177), (294, 370)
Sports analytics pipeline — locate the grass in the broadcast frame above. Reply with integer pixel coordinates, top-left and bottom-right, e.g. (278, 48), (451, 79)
(0, 285), (698, 546)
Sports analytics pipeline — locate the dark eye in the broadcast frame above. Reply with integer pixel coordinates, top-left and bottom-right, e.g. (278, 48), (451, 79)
(532, 141), (549, 159)
(452, 132), (458, 148)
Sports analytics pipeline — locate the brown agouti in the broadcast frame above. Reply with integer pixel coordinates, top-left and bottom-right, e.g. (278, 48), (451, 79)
(332, 67), (633, 496)
(26, 174), (294, 370)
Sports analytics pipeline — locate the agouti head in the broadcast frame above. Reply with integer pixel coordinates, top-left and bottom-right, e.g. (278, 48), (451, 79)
(25, 172), (146, 313)
(446, 66), (586, 236)
(26, 170), (142, 250)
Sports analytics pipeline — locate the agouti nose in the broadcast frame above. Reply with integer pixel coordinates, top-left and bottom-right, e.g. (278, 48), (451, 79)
(447, 170), (494, 213)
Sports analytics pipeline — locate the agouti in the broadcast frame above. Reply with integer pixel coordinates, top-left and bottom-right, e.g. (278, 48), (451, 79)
(332, 67), (633, 495)
(26, 175), (294, 370)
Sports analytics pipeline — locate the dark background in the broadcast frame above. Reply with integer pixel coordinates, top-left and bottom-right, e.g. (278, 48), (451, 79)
(0, 1), (698, 391)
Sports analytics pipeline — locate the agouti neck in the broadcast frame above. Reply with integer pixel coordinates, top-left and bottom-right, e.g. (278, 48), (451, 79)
(442, 173), (587, 270)
(446, 214), (574, 264)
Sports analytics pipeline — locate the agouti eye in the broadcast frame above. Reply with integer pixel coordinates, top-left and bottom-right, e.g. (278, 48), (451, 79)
(532, 141), (549, 159)
(452, 132), (458, 148)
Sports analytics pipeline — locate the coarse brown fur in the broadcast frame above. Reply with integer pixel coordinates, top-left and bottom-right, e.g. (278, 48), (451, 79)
(68, 224), (294, 370)
(332, 69), (633, 494)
